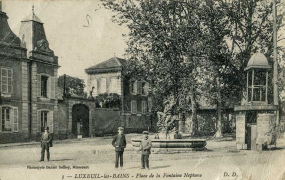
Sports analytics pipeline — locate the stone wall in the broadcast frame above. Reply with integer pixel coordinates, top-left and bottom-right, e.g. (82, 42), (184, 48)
(93, 108), (121, 135)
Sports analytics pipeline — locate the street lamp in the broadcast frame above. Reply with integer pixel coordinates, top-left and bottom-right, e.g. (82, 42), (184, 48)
(273, 0), (279, 124)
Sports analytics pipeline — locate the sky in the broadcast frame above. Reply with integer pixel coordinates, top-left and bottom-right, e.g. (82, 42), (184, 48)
(3, 0), (129, 83)
(2, 0), (285, 88)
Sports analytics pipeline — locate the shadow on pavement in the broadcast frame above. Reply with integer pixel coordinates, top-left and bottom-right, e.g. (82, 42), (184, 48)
(150, 165), (171, 170)
(263, 147), (285, 151)
(127, 165), (171, 170)
(50, 159), (73, 161)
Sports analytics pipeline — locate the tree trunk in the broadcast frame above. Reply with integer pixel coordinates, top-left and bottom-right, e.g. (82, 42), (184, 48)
(214, 77), (222, 138)
(190, 85), (197, 136)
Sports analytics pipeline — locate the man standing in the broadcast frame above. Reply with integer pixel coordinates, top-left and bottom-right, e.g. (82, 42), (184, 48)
(112, 127), (127, 169)
(40, 127), (52, 162)
(140, 131), (152, 170)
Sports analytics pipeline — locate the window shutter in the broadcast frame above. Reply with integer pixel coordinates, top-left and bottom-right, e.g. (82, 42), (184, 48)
(134, 81), (138, 95)
(12, 107), (18, 132)
(145, 82), (149, 95)
(134, 101), (137, 114)
(37, 110), (41, 132)
(131, 100), (137, 114)
(1, 68), (8, 93)
(97, 78), (100, 94)
(51, 77), (55, 99)
(143, 101), (147, 114)
(47, 111), (54, 133)
(141, 101), (144, 114)
(131, 101), (133, 113)
(10, 107), (14, 132)
(129, 81), (132, 94)
(148, 97), (152, 112)
(47, 76), (52, 99)
(91, 79), (98, 96)
(37, 75), (41, 97)
(8, 69), (12, 94)
(138, 81), (142, 95)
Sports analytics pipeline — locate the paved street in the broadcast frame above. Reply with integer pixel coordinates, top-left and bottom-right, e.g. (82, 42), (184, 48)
(0, 135), (285, 180)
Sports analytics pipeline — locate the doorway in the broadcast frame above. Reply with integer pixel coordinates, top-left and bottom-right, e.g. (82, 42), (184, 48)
(72, 104), (89, 137)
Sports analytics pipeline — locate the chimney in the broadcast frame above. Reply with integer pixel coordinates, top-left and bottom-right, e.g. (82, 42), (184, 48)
(0, 1), (2, 12)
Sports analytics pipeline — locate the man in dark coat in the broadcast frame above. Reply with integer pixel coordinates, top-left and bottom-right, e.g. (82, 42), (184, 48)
(140, 131), (152, 170)
(112, 127), (127, 169)
(39, 127), (52, 161)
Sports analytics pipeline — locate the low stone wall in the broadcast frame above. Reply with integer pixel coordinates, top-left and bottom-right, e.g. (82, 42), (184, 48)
(0, 132), (29, 144)
(93, 108), (121, 135)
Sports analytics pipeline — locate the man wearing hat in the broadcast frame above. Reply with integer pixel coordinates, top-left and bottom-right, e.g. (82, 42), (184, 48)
(112, 127), (127, 169)
(140, 131), (152, 170)
(40, 126), (52, 161)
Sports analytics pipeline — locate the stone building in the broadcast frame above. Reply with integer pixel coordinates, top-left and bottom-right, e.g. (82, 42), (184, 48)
(0, 5), (59, 143)
(85, 57), (154, 133)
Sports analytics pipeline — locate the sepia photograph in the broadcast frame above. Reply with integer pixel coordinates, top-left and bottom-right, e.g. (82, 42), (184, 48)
(0, 0), (285, 179)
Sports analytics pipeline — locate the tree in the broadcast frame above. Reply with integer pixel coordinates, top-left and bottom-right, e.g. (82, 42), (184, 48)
(102, 0), (285, 137)
(198, 0), (284, 137)
(103, 0), (206, 135)
(58, 75), (85, 97)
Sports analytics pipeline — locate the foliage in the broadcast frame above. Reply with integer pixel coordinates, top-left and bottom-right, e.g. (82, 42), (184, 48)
(102, 0), (285, 136)
(102, 0), (206, 134)
(95, 93), (121, 108)
(58, 75), (85, 97)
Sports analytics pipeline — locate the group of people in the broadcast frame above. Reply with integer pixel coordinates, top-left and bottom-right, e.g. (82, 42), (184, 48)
(39, 126), (153, 170)
(112, 127), (152, 170)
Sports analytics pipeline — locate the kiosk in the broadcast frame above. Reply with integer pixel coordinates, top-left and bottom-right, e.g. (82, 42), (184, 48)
(234, 53), (278, 151)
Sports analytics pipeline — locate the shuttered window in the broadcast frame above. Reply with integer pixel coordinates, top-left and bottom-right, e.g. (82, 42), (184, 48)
(39, 110), (53, 133)
(110, 77), (120, 93)
(1, 68), (12, 94)
(0, 106), (18, 132)
(148, 97), (152, 112)
(37, 75), (56, 99)
(12, 107), (18, 132)
(130, 80), (137, 95)
(41, 76), (48, 98)
(41, 111), (48, 132)
(100, 78), (107, 93)
(137, 81), (142, 95)
(141, 101), (147, 114)
(131, 100), (137, 114)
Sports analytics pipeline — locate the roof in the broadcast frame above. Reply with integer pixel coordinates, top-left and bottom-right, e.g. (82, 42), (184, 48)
(85, 57), (127, 74)
(21, 12), (43, 23)
(245, 53), (271, 71)
(0, 12), (21, 45)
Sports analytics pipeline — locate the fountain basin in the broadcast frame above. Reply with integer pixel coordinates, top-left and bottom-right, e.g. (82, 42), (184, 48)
(131, 139), (207, 153)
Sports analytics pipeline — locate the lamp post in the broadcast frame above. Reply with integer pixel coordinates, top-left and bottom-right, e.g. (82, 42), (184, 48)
(273, 0), (279, 125)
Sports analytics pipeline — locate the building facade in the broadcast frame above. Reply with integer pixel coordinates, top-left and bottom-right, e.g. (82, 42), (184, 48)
(0, 6), (59, 143)
(85, 57), (154, 133)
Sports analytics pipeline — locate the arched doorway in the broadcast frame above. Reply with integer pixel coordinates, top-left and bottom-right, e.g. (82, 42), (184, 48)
(72, 104), (89, 137)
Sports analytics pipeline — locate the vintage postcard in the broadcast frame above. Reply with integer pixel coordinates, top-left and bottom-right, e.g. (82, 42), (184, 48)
(0, 0), (285, 180)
